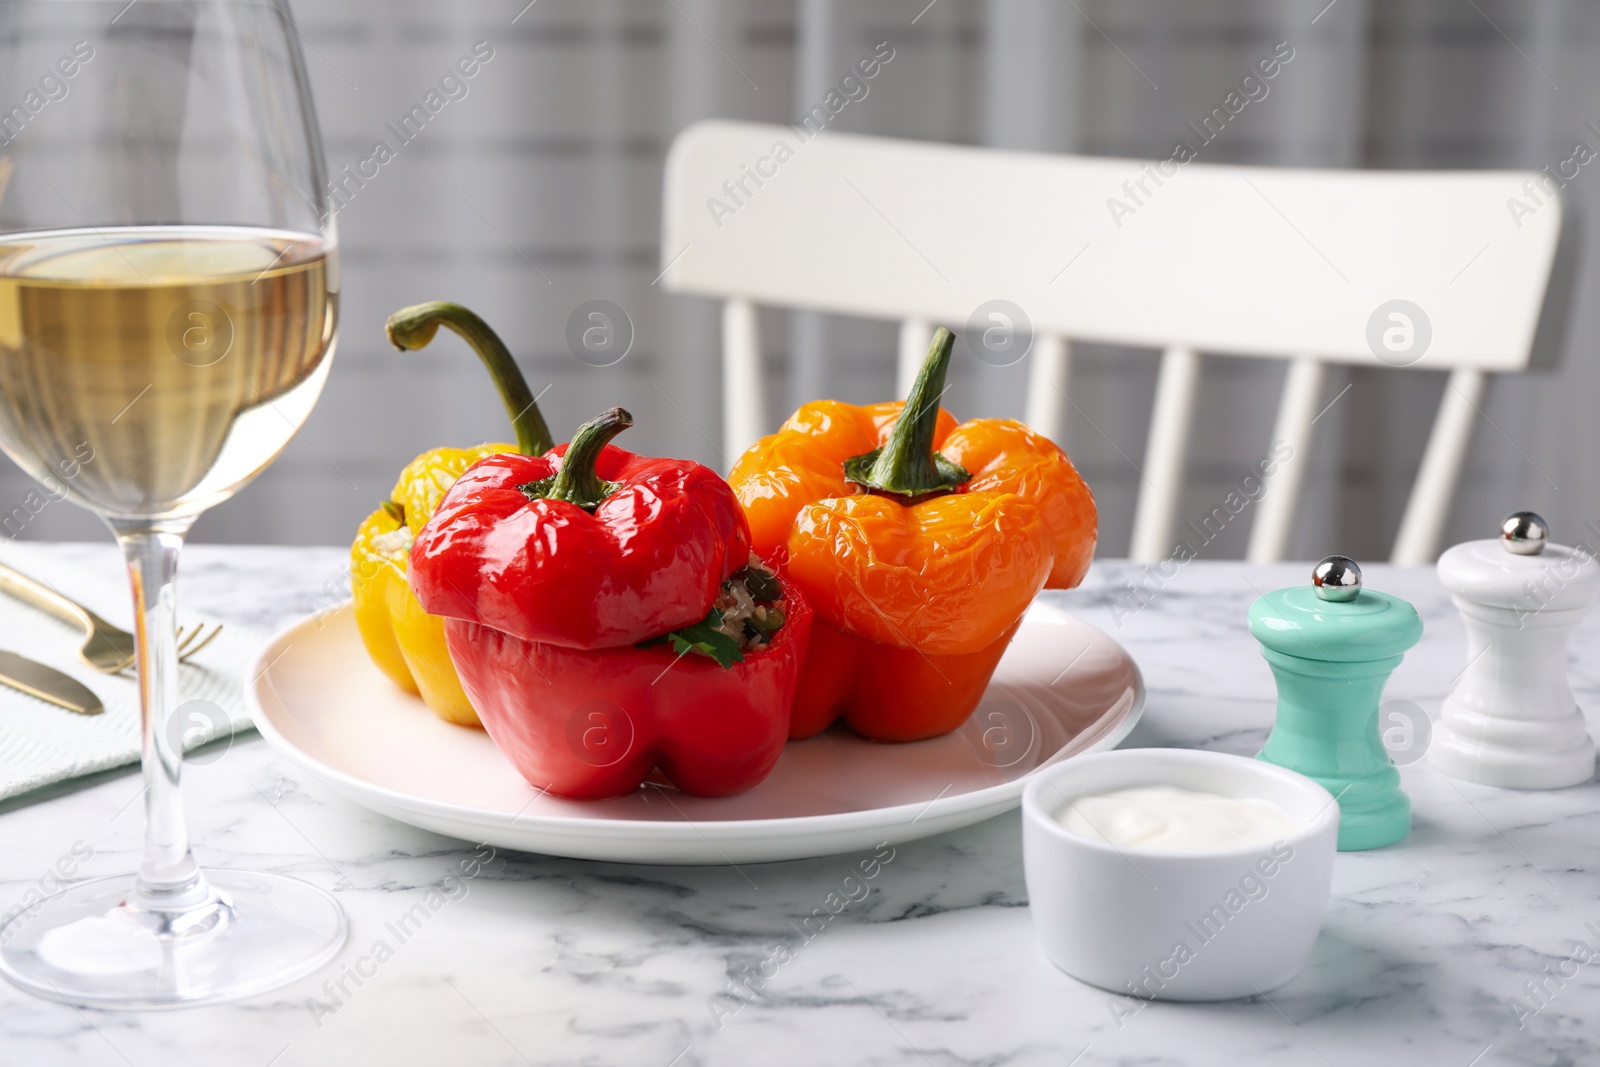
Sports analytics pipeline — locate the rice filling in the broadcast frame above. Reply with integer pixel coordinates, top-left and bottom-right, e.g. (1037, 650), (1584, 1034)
(710, 553), (787, 651)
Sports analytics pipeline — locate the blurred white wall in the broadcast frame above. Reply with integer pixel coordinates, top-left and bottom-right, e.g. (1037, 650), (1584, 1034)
(5, 0), (1598, 564)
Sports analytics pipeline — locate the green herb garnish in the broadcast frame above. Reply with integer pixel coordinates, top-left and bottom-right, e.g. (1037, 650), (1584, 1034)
(637, 566), (784, 669)
(661, 608), (744, 669)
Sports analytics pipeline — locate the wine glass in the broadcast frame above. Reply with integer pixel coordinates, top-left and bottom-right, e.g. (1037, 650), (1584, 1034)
(0, 0), (345, 1007)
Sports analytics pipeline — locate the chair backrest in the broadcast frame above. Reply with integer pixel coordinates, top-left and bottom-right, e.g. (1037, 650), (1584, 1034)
(660, 119), (1570, 564)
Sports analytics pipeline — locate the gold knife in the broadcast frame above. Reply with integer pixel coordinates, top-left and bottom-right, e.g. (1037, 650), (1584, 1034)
(0, 649), (103, 714)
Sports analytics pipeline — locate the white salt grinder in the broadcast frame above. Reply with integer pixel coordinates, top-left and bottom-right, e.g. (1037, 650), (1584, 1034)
(1433, 512), (1599, 789)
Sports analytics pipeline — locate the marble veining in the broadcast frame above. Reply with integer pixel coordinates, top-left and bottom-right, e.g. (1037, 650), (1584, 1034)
(0, 544), (1596, 1066)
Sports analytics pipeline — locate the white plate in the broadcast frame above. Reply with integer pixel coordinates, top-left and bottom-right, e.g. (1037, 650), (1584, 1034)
(247, 600), (1143, 865)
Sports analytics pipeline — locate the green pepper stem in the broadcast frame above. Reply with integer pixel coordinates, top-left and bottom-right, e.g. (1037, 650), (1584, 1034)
(538, 407), (632, 510)
(843, 326), (970, 499)
(386, 301), (554, 456)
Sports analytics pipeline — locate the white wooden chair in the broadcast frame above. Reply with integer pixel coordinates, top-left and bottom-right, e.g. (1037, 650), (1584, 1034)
(659, 120), (1572, 564)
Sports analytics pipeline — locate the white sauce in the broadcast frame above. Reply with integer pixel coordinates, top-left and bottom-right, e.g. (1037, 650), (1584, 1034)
(1056, 785), (1300, 853)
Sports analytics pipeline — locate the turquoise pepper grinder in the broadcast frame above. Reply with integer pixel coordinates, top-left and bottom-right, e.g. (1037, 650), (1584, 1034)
(1248, 556), (1423, 851)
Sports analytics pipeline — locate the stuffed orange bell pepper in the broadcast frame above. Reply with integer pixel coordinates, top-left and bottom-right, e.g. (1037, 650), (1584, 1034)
(351, 302), (553, 727)
(728, 326), (1096, 742)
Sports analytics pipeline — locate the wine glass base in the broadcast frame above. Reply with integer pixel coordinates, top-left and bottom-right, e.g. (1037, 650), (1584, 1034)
(0, 869), (346, 1010)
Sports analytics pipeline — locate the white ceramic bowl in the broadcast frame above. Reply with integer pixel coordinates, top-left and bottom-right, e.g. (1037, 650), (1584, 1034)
(1022, 749), (1339, 1001)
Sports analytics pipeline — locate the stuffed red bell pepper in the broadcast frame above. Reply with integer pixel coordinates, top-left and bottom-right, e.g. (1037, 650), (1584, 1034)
(409, 407), (812, 799)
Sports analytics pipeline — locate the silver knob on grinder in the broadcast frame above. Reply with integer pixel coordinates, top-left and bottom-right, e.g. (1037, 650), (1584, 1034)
(1501, 511), (1548, 556)
(1312, 555), (1362, 602)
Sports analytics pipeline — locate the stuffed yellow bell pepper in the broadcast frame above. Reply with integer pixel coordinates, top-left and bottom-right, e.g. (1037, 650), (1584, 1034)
(351, 302), (553, 726)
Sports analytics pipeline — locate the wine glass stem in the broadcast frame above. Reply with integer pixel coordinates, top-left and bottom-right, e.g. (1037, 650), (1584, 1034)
(114, 522), (207, 909)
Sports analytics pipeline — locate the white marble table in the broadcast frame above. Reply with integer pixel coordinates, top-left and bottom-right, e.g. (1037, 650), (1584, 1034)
(2, 544), (1597, 1067)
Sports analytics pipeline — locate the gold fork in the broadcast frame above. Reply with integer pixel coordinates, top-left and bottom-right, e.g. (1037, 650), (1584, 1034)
(0, 561), (222, 674)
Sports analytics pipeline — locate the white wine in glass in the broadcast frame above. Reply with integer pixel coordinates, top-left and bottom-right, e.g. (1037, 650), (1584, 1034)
(0, 1), (346, 1008)
(0, 227), (335, 517)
